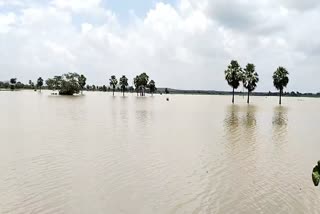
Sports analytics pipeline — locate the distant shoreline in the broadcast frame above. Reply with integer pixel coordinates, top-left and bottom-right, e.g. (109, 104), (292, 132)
(2, 88), (320, 98)
(156, 88), (320, 98)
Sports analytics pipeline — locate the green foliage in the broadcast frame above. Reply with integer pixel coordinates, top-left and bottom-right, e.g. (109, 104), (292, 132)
(109, 75), (118, 89)
(10, 78), (17, 90)
(78, 75), (87, 92)
(148, 80), (156, 95)
(243, 64), (259, 92)
(273, 67), (289, 91)
(134, 73), (149, 96)
(109, 75), (118, 96)
(46, 73), (82, 95)
(37, 77), (43, 91)
(225, 60), (242, 89)
(312, 161), (320, 186)
(119, 75), (128, 91)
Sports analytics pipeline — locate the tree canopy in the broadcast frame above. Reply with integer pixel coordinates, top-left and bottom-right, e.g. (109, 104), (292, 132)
(243, 64), (259, 92)
(225, 60), (242, 90)
(46, 73), (83, 95)
(119, 75), (128, 96)
(273, 67), (289, 91)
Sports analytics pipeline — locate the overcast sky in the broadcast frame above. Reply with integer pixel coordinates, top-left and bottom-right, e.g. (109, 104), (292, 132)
(0, 0), (319, 92)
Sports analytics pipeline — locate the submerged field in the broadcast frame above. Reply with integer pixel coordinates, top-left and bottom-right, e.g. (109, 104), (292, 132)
(0, 91), (319, 213)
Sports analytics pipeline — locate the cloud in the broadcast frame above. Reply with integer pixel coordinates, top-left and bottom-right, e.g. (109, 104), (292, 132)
(0, 0), (319, 92)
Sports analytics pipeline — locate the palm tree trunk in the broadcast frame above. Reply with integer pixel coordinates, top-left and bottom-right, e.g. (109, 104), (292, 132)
(232, 88), (235, 104)
(123, 89), (124, 97)
(113, 88), (115, 96)
(247, 90), (250, 104)
(279, 89), (282, 105)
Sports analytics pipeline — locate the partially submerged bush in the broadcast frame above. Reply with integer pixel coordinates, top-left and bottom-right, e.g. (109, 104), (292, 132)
(312, 161), (320, 186)
(46, 73), (85, 96)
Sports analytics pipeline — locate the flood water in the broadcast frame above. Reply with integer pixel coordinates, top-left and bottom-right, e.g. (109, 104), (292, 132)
(0, 90), (320, 214)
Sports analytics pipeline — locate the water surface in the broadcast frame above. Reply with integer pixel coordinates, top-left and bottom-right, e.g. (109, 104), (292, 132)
(0, 91), (319, 213)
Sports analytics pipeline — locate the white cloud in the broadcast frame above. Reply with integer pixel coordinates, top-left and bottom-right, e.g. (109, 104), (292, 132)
(51, 0), (101, 11)
(0, 0), (319, 92)
(0, 12), (16, 33)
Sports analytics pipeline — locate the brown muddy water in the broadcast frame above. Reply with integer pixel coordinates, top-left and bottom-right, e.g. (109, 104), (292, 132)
(0, 90), (319, 214)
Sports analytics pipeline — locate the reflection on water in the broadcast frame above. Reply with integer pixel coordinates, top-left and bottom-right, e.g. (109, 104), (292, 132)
(272, 106), (288, 143)
(243, 105), (257, 129)
(272, 106), (288, 126)
(224, 105), (240, 131)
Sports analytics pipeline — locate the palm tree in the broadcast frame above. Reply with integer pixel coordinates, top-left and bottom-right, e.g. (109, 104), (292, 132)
(273, 67), (289, 105)
(119, 75), (128, 96)
(148, 80), (156, 96)
(37, 77), (43, 92)
(225, 60), (242, 103)
(243, 63), (259, 104)
(78, 74), (87, 94)
(109, 75), (118, 96)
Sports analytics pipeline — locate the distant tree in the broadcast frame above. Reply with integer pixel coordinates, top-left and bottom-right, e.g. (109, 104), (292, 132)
(78, 74), (87, 94)
(45, 78), (55, 90)
(165, 88), (169, 94)
(243, 63), (259, 104)
(139, 73), (149, 96)
(109, 75), (118, 96)
(273, 67), (289, 105)
(92, 85), (96, 91)
(225, 60), (242, 104)
(29, 80), (35, 89)
(16, 82), (24, 89)
(86, 85), (90, 91)
(148, 80), (156, 96)
(119, 75), (128, 96)
(10, 78), (17, 90)
(134, 75), (140, 96)
(129, 86), (134, 93)
(102, 85), (107, 92)
(37, 77), (44, 92)
(46, 73), (82, 95)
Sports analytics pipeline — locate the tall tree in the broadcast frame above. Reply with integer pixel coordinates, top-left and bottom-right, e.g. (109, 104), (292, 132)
(10, 78), (17, 90)
(78, 74), (87, 94)
(119, 75), (128, 97)
(37, 77), (44, 92)
(138, 73), (149, 96)
(148, 80), (156, 96)
(29, 80), (35, 89)
(243, 63), (259, 104)
(134, 75), (140, 96)
(273, 67), (289, 105)
(225, 60), (242, 103)
(109, 75), (118, 96)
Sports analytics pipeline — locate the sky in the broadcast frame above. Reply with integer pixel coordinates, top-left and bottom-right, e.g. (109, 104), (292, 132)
(0, 0), (319, 92)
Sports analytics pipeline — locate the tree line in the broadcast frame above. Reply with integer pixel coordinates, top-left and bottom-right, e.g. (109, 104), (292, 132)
(0, 60), (290, 104)
(225, 60), (289, 105)
(0, 72), (157, 96)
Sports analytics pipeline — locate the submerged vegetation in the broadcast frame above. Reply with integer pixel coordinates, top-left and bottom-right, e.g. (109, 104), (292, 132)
(46, 73), (83, 95)
(312, 161), (320, 186)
